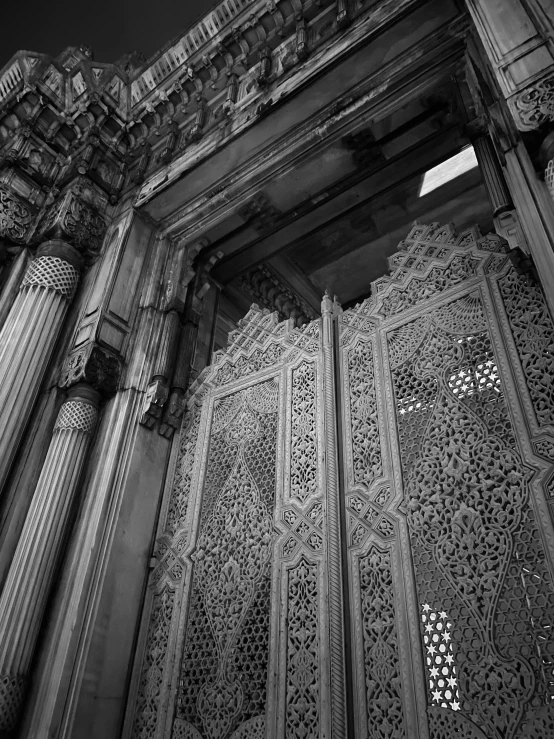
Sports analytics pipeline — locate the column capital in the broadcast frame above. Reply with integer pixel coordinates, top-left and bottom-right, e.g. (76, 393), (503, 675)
(59, 343), (121, 395)
(37, 178), (108, 265)
(54, 384), (99, 434)
(37, 239), (84, 271)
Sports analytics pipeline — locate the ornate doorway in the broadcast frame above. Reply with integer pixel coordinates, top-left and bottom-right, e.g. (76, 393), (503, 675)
(126, 222), (554, 739)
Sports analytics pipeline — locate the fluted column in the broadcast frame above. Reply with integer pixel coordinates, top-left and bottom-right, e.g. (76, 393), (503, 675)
(0, 239), (81, 495)
(0, 384), (99, 733)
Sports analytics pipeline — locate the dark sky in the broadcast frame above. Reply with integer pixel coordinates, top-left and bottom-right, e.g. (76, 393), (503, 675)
(1, 0), (218, 68)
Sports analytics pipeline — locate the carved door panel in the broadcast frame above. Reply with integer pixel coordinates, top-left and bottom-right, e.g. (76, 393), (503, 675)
(126, 306), (348, 739)
(338, 222), (554, 739)
(126, 220), (554, 739)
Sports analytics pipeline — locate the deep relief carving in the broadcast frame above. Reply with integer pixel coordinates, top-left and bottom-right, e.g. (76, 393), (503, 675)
(132, 586), (176, 739)
(359, 546), (405, 738)
(213, 342), (284, 387)
(347, 492), (395, 548)
(499, 269), (554, 427)
(240, 263), (317, 327)
(39, 185), (108, 260)
(285, 558), (320, 739)
(59, 343), (121, 394)
(391, 296), (554, 738)
(380, 254), (478, 318)
(177, 381), (278, 739)
(346, 338), (382, 488)
(370, 222), (507, 319)
(0, 186), (34, 243)
(290, 361), (318, 503)
(511, 74), (554, 131)
(281, 499), (323, 558)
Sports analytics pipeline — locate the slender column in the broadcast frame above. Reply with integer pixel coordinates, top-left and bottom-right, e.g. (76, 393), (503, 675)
(0, 384), (99, 733)
(0, 240), (81, 495)
(321, 291), (347, 739)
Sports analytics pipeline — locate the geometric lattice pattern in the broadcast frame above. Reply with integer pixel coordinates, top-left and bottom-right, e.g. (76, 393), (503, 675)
(177, 380), (278, 739)
(281, 499), (323, 558)
(21, 255), (79, 298)
(0, 673), (26, 732)
(421, 604), (460, 711)
(54, 400), (97, 433)
(393, 293), (552, 738)
(130, 220), (554, 739)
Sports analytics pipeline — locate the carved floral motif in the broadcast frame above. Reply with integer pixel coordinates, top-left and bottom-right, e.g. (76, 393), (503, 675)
(285, 558), (320, 739)
(512, 75), (554, 131)
(499, 269), (554, 426)
(346, 338), (382, 488)
(132, 586), (176, 739)
(290, 361), (318, 503)
(178, 381), (278, 739)
(359, 546), (405, 738)
(391, 297), (554, 738)
(0, 186), (34, 243)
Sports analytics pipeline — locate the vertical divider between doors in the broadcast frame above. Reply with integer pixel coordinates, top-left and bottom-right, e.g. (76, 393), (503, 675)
(331, 301), (356, 739)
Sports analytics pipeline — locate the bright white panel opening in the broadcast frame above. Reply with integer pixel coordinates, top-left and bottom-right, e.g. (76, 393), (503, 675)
(419, 146), (479, 197)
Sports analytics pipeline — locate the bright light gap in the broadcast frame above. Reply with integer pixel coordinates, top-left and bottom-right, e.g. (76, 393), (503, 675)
(419, 146), (479, 197)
